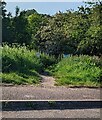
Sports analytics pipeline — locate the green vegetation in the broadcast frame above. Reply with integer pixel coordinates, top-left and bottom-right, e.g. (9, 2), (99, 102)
(2, 1), (102, 56)
(25, 102), (38, 109)
(53, 55), (102, 87)
(1, 44), (55, 85)
(1, 1), (102, 87)
(48, 101), (56, 107)
(1, 71), (40, 85)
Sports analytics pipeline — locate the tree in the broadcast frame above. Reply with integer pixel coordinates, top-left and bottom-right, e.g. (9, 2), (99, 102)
(35, 12), (74, 56)
(2, 1), (102, 56)
(0, 1), (7, 18)
(77, 1), (102, 56)
(27, 13), (50, 49)
(15, 6), (20, 17)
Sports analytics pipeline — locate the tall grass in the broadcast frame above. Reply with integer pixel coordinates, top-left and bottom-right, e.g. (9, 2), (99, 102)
(53, 55), (102, 87)
(1, 44), (102, 87)
(1, 44), (56, 85)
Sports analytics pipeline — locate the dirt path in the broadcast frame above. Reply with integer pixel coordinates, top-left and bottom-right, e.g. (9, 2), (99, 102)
(39, 75), (56, 88)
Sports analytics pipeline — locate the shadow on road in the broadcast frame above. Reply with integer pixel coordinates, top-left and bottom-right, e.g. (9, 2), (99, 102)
(2, 101), (102, 111)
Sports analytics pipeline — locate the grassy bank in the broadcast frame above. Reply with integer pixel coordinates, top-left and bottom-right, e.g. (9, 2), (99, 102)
(1, 44), (102, 87)
(1, 44), (56, 85)
(53, 55), (102, 87)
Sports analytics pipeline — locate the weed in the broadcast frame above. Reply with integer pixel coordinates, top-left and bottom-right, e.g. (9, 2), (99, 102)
(48, 101), (56, 107)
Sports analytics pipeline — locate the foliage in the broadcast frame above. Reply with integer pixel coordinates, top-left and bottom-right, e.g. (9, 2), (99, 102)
(27, 13), (49, 49)
(2, 1), (102, 56)
(1, 44), (56, 84)
(1, 1), (102, 86)
(77, 3), (102, 56)
(53, 55), (102, 87)
(35, 13), (69, 56)
(35, 2), (102, 56)
(0, 1), (7, 18)
(1, 71), (40, 85)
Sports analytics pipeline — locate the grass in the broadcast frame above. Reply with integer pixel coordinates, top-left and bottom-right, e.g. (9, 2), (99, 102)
(1, 44), (56, 85)
(53, 55), (102, 87)
(1, 70), (41, 85)
(1, 44), (102, 87)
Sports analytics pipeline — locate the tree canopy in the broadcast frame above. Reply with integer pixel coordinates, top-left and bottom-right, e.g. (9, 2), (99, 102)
(2, 1), (102, 56)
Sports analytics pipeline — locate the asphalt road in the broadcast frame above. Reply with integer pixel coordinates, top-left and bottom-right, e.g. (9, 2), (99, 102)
(2, 86), (101, 100)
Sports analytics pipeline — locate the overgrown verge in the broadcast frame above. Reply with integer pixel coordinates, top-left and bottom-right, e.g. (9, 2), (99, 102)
(52, 55), (102, 87)
(1, 44), (102, 87)
(1, 44), (56, 85)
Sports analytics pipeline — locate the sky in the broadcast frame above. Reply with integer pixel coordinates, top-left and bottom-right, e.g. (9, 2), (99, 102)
(6, 2), (85, 16)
